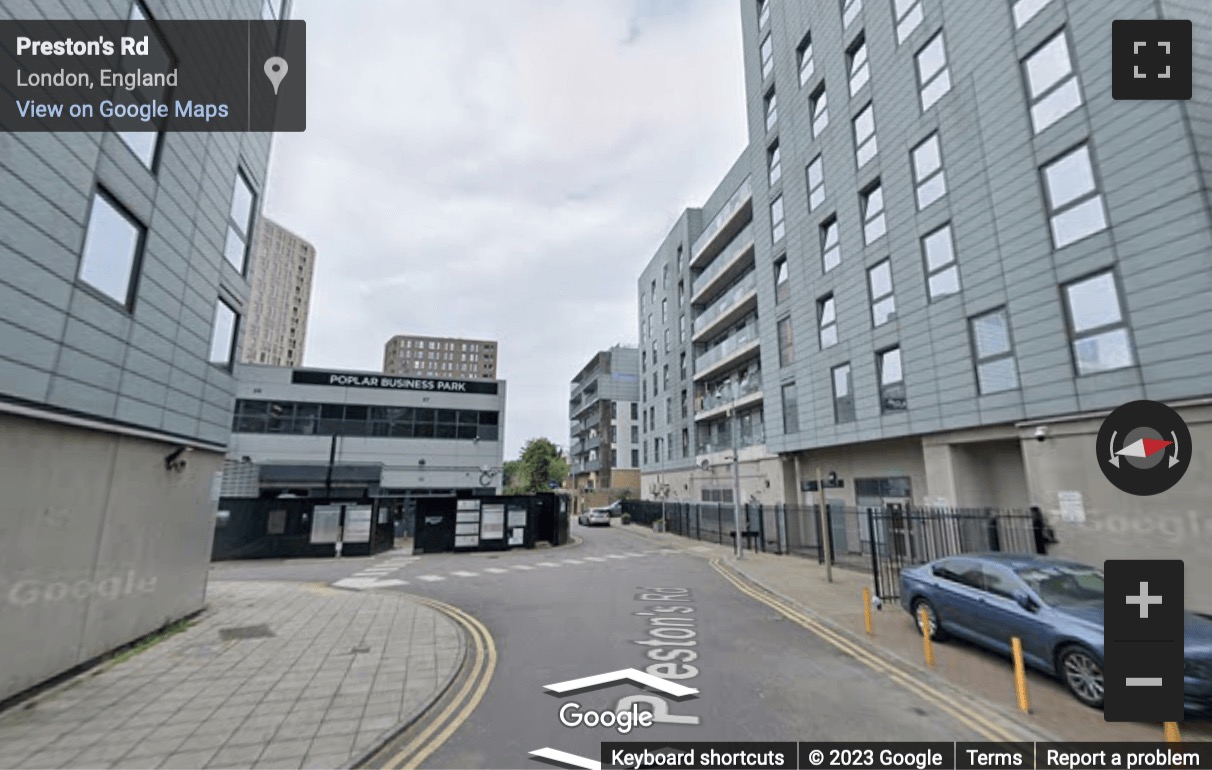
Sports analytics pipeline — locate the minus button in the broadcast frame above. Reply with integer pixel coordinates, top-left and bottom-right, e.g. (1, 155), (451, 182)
(1126, 678), (1163, 687)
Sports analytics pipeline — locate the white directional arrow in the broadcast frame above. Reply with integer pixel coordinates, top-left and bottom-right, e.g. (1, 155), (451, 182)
(543, 668), (698, 698)
(529, 747), (601, 770)
(332, 577), (407, 590)
(1170, 431), (1181, 467)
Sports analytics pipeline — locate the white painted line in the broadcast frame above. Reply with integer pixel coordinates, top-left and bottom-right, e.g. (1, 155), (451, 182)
(416, 575), (446, 582)
(583, 557), (606, 562)
(359, 569), (397, 575)
(606, 554), (627, 560)
(450, 571), (479, 577)
(529, 747), (601, 770)
(1126, 677), (1163, 686)
(543, 668), (698, 698)
(332, 578), (408, 590)
(689, 546), (713, 552)
(483, 567), (508, 574)
(512, 564), (535, 570)
(535, 562), (560, 567)
(561, 559), (584, 565)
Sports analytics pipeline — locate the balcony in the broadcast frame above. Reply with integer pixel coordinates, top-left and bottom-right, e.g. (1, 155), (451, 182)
(692, 270), (758, 342)
(691, 224), (755, 303)
(693, 324), (761, 382)
(695, 372), (763, 422)
(572, 393), (600, 419)
(690, 177), (753, 269)
(695, 425), (766, 455)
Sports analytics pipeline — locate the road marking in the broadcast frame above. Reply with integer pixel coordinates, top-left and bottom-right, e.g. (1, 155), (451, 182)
(606, 554), (627, 559)
(450, 571), (479, 577)
(583, 557), (606, 562)
(709, 558), (1022, 743)
(333, 577), (408, 590)
(416, 575), (446, 582)
(529, 747), (600, 770)
(561, 559), (584, 565)
(535, 562), (560, 567)
(543, 667), (698, 698)
(359, 569), (398, 576)
(382, 597), (497, 770)
(511, 565), (534, 570)
(483, 567), (508, 574)
(689, 546), (713, 552)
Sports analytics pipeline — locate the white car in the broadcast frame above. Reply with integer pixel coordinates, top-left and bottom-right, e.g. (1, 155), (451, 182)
(580, 508), (611, 527)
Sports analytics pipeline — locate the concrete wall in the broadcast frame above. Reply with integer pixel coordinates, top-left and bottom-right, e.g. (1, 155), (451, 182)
(0, 412), (219, 702)
(642, 454), (785, 505)
(791, 437), (928, 507)
(1020, 403), (1212, 614)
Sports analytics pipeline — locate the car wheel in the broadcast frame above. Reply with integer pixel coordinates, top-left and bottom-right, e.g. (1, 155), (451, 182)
(911, 598), (948, 641)
(1058, 645), (1104, 708)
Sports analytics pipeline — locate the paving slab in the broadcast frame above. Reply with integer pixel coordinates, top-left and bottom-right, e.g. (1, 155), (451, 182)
(0, 581), (465, 770)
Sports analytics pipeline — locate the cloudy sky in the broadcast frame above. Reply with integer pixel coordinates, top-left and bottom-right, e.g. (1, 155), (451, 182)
(262, 0), (748, 459)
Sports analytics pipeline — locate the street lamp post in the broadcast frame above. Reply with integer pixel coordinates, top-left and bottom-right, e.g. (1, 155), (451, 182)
(730, 404), (743, 560)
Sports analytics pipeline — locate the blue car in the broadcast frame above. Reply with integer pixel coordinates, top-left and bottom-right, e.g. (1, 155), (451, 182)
(899, 553), (1212, 714)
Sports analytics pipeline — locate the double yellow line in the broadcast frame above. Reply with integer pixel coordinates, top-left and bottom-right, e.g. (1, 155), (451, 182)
(709, 558), (1026, 743)
(379, 597), (497, 769)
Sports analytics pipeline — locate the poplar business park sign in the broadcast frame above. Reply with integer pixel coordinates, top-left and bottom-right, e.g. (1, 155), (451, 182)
(290, 369), (499, 396)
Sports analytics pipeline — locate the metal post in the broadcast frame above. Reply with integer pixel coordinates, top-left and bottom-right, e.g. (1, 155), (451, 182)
(817, 466), (833, 583)
(325, 432), (338, 498)
(731, 407), (743, 559)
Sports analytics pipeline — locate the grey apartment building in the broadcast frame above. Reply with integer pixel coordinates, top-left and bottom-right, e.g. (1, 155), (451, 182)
(568, 345), (642, 496)
(384, 334), (498, 381)
(680, 0), (1210, 600)
(0, 0), (288, 702)
(240, 216), (316, 367)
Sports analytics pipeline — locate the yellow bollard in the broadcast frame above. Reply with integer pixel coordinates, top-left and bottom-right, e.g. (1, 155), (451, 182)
(1011, 637), (1030, 713)
(1164, 722), (1182, 742)
(918, 606), (935, 667)
(862, 587), (873, 636)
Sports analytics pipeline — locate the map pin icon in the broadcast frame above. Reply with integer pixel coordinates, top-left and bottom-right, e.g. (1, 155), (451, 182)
(264, 57), (288, 95)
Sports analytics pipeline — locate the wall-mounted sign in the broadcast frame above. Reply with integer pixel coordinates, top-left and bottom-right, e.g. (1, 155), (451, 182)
(801, 478), (845, 492)
(481, 504), (506, 540)
(267, 509), (286, 535)
(291, 369), (499, 395)
(343, 507), (373, 543)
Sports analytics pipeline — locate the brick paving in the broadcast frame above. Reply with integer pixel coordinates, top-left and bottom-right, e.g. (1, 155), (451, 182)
(0, 581), (464, 769)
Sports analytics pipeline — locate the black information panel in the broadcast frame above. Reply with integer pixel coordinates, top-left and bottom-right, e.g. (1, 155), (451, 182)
(1103, 560), (1185, 722)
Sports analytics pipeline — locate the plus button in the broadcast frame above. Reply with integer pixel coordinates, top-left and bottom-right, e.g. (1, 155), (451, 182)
(1126, 581), (1163, 619)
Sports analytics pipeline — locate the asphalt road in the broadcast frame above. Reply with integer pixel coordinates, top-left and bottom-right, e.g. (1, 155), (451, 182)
(211, 523), (1010, 769)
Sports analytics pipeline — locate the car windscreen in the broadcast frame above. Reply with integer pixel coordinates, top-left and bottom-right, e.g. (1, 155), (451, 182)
(1014, 565), (1103, 606)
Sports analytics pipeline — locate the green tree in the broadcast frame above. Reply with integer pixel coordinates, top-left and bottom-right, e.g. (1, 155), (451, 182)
(507, 438), (569, 494)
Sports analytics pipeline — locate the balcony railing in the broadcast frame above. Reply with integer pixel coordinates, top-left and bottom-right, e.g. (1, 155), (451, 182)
(699, 372), (762, 413)
(691, 177), (753, 267)
(695, 425), (765, 455)
(693, 271), (757, 337)
(692, 224), (754, 298)
(695, 323), (759, 373)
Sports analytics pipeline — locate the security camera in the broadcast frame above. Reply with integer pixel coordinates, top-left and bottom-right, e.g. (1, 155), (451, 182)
(1033, 426), (1048, 442)
(164, 446), (192, 471)
(698, 458), (711, 471)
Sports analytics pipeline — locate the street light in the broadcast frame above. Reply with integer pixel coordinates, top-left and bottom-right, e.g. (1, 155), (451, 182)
(729, 397), (743, 560)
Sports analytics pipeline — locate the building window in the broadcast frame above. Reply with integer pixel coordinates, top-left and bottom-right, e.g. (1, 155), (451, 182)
(78, 189), (144, 308)
(761, 33), (774, 79)
(662, 297), (667, 322)
(114, 1), (173, 169)
(971, 308), (1020, 393)
(1063, 271), (1134, 374)
(868, 259), (896, 326)
(911, 132), (947, 210)
(643, 442), (648, 465)
(224, 169), (257, 273)
(821, 216), (841, 272)
(797, 32), (815, 87)
(893, 0), (923, 43)
(612, 401), (618, 419)
(664, 328), (670, 352)
(208, 298), (239, 367)
(847, 34), (870, 96)
(682, 389), (689, 418)
(916, 32), (952, 111)
(1042, 144), (1107, 248)
(878, 347), (906, 412)
(663, 364), (670, 389)
(682, 428), (690, 458)
(1024, 29), (1082, 135)
(679, 314), (686, 342)
(631, 402), (639, 419)
(807, 154), (825, 211)
(611, 449), (618, 467)
(768, 140), (782, 185)
(782, 382), (799, 434)
(819, 294), (838, 348)
(861, 182), (886, 244)
(777, 316), (795, 367)
(832, 363), (855, 422)
(678, 280), (684, 306)
(758, 0), (770, 28)
(677, 244), (683, 271)
(1013, 0), (1051, 29)
(680, 352), (687, 379)
(842, 0), (862, 29)
(774, 257), (790, 303)
(765, 88), (778, 132)
(632, 449), (640, 466)
(853, 102), (878, 168)
(771, 195), (785, 243)
(809, 82), (829, 137)
(922, 224), (960, 299)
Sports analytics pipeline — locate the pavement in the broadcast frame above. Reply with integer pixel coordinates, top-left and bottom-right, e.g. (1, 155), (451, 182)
(611, 520), (1212, 743)
(0, 581), (465, 770)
